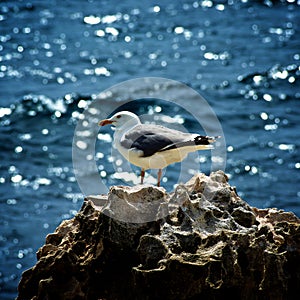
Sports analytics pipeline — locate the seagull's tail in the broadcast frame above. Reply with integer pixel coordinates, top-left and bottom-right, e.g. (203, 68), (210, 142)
(195, 135), (221, 145)
(159, 135), (221, 153)
(193, 135), (220, 150)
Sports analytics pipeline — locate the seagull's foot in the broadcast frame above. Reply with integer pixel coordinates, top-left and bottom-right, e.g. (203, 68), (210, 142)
(140, 168), (145, 185)
(157, 169), (162, 187)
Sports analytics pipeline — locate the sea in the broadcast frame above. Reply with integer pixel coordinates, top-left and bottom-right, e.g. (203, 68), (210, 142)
(0, 0), (299, 298)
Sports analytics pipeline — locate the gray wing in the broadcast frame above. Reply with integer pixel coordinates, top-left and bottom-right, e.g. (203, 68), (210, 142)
(120, 124), (214, 157)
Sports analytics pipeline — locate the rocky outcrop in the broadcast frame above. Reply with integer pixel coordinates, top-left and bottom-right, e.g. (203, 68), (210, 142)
(17, 171), (300, 300)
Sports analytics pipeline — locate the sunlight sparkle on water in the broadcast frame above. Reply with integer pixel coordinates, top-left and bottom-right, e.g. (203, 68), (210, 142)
(83, 15), (101, 25)
(76, 140), (88, 150)
(97, 133), (112, 143)
(11, 174), (22, 183)
(0, 107), (12, 118)
(278, 144), (295, 151)
(14, 146), (23, 153)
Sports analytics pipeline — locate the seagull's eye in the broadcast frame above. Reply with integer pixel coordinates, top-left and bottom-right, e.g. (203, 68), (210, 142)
(116, 115), (121, 119)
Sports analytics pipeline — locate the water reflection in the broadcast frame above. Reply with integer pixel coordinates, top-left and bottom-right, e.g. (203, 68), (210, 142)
(0, 0), (299, 298)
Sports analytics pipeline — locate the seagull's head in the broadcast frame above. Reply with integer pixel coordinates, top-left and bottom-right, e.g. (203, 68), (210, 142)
(98, 111), (141, 130)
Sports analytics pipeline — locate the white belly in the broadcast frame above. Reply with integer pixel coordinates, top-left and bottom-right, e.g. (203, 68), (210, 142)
(127, 149), (188, 170)
(115, 142), (209, 170)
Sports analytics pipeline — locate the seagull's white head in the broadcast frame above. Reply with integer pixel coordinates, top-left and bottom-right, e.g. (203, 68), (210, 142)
(98, 111), (141, 130)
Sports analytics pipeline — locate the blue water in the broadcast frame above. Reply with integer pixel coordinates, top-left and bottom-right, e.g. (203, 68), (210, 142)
(1, 0), (299, 298)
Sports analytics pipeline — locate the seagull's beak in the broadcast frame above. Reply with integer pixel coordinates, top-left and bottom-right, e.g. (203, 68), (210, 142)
(98, 119), (114, 126)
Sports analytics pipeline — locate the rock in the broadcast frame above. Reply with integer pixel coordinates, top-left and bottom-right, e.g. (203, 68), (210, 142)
(17, 171), (300, 300)
(101, 184), (168, 223)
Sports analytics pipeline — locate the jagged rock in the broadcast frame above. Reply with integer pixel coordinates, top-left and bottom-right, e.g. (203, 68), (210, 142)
(17, 171), (300, 300)
(102, 184), (168, 223)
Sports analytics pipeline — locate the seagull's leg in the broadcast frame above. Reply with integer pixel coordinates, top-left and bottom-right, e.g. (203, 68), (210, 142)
(157, 169), (162, 187)
(140, 168), (145, 184)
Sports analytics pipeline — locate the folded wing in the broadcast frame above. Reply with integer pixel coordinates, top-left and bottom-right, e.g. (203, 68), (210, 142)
(120, 124), (217, 157)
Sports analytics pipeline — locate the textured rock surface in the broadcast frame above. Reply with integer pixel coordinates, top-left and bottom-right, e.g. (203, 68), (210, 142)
(17, 171), (300, 300)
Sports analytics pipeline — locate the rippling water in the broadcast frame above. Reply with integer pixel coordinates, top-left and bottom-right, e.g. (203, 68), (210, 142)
(1, 0), (299, 298)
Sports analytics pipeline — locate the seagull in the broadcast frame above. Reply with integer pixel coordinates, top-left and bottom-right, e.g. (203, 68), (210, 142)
(98, 111), (219, 187)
